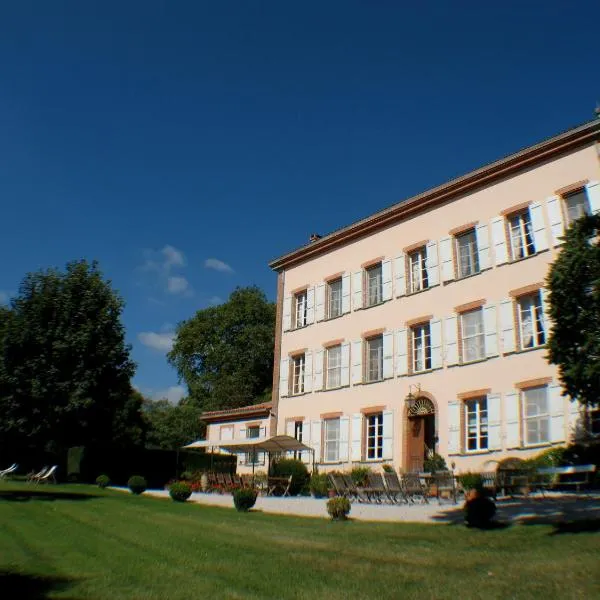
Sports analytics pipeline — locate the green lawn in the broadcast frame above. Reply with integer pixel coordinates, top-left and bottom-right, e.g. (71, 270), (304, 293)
(0, 483), (598, 599)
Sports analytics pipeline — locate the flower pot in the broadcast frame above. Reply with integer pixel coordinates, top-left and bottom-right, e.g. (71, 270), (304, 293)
(328, 489), (337, 498)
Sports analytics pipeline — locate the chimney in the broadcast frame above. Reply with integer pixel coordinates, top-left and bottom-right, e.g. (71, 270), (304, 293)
(309, 233), (322, 243)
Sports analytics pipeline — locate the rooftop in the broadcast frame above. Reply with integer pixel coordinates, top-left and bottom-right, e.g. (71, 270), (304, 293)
(200, 401), (273, 422)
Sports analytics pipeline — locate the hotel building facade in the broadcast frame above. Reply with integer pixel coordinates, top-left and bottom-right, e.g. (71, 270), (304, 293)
(268, 119), (600, 474)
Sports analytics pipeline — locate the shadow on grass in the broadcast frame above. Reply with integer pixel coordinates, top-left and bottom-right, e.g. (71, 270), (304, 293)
(550, 519), (600, 534)
(0, 571), (76, 599)
(0, 489), (99, 502)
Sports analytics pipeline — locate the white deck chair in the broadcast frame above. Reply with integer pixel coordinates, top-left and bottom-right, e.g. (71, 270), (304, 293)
(36, 465), (58, 484)
(0, 464), (17, 479)
(28, 466), (49, 482)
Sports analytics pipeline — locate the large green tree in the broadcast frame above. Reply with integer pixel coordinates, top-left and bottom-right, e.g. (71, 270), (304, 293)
(168, 286), (275, 411)
(546, 213), (600, 407)
(144, 399), (204, 451)
(0, 260), (138, 451)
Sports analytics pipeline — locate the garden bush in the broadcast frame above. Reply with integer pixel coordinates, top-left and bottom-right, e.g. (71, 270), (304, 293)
(458, 472), (482, 491)
(233, 488), (258, 512)
(271, 459), (309, 496)
(350, 466), (371, 486)
(327, 497), (351, 520)
(464, 494), (496, 528)
(96, 474), (110, 488)
(128, 475), (147, 495)
(423, 453), (448, 473)
(309, 472), (329, 498)
(382, 464), (394, 473)
(169, 481), (192, 502)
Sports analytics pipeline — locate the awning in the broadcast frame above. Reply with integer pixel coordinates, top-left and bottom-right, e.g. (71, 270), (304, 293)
(182, 435), (312, 453)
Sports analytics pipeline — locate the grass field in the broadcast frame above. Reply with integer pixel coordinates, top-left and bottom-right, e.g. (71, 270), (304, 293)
(0, 482), (598, 599)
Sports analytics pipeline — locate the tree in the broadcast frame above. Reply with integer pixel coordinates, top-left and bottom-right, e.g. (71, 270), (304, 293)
(144, 399), (204, 451)
(546, 213), (600, 407)
(0, 260), (137, 451)
(168, 286), (275, 411)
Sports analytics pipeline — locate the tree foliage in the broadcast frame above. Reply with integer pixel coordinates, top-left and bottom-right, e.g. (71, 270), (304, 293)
(0, 260), (139, 450)
(546, 214), (600, 407)
(143, 399), (204, 451)
(168, 286), (275, 411)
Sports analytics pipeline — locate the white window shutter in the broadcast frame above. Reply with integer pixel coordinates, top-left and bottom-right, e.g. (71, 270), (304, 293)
(540, 287), (550, 337)
(313, 350), (324, 391)
(504, 391), (520, 449)
(381, 259), (393, 301)
(529, 202), (548, 252)
(500, 299), (515, 354)
(487, 393), (502, 450)
(351, 414), (362, 462)
(339, 416), (350, 462)
(283, 296), (292, 331)
(382, 410), (393, 460)
(340, 342), (350, 386)
(394, 254), (406, 297)
(306, 287), (315, 324)
(586, 181), (600, 215)
(315, 283), (325, 322)
(279, 358), (289, 397)
(351, 340), (363, 385)
(382, 331), (394, 379)
(491, 217), (508, 266)
(301, 420), (311, 464)
(239, 427), (246, 440)
(286, 421), (295, 436)
(566, 399), (581, 441)
(439, 237), (454, 282)
(425, 241), (439, 287)
(311, 420), (322, 464)
(341, 273), (351, 314)
(545, 195), (564, 246)
(259, 426), (266, 438)
(395, 328), (408, 376)
(303, 352), (313, 393)
(352, 271), (363, 310)
(475, 223), (491, 270)
(483, 303), (498, 358)
(444, 316), (458, 366)
(448, 400), (460, 455)
(430, 318), (442, 369)
(549, 383), (565, 443)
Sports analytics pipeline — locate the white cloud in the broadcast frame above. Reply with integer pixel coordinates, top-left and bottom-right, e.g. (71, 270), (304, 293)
(152, 385), (186, 404)
(204, 258), (234, 274)
(0, 291), (9, 305)
(167, 276), (189, 295)
(138, 330), (175, 352)
(161, 245), (185, 269)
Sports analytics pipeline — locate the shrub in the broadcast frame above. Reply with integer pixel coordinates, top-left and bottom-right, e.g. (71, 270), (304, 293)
(233, 488), (258, 512)
(464, 494), (496, 528)
(350, 466), (371, 486)
(128, 475), (147, 495)
(458, 472), (483, 491)
(310, 473), (329, 498)
(423, 453), (448, 473)
(96, 474), (110, 488)
(382, 464), (394, 473)
(271, 459), (309, 496)
(169, 481), (192, 502)
(180, 471), (194, 481)
(327, 497), (351, 521)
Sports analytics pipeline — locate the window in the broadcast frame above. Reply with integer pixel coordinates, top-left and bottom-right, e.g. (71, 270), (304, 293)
(365, 264), (382, 307)
(324, 418), (340, 462)
(509, 210), (535, 260)
(244, 425), (262, 465)
(408, 247), (428, 293)
(366, 335), (383, 382)
(523, 386), (550, 445)
(366, 413), (383, 460)
(456, 230), (479, 278)
(291, 354), (305, 395)
(247, 426), (260, 439)
(465, 398), (488, 451)
(412, 323), (431, 372)
(220, 425), (234, 441)
(326, 345), (342, 389)
(293, 421), (303, 459)
(327, 278), (343, 319)
(518, 292), (546, 349)
(564, 189), (590, 224)
(461, 309), (485, 362)
(294, 291), (307, 328)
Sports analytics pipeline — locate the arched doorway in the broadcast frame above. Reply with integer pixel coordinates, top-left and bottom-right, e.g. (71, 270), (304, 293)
(405, 397), (436, 472)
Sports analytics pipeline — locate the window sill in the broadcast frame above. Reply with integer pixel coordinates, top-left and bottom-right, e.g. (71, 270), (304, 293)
(455, 269), (484, 282)
(459, 357), (489, 367)
(359, 298), (391, 311)
(509, 248), (549, 264)
(290, 323), (311, 332)
(288, 391), (311, 398)
(522, 441), (555, 450)
(406, 286), (433, 297)
(514, 344), (546, 355)
(462, 449), (494, 456)
(321, 384), (351, 393)
(320, 312), (348, 323)
(360, 377), (394, 386)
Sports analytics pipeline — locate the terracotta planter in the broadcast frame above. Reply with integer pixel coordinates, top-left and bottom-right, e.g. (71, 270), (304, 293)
(328, 489), (337, 498)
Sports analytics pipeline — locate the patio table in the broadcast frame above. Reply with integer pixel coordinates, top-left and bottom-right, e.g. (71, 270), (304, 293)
(266, 477), (290, 496)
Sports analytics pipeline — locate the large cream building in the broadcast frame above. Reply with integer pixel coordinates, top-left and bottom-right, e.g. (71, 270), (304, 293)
(268, 118), (600, 473)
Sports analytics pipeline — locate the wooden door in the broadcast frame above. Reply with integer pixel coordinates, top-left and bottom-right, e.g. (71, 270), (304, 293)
(408, 417), (425, 472)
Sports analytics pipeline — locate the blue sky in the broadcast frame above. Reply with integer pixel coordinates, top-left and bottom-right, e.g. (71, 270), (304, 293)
(0, 1), (597, 402)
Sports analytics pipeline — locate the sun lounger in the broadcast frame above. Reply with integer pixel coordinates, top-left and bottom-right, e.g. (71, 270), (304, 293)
(363, 473), (388, 503)
(382, 472), (405, 504)
(27, 466), (48, 482)
(0, 463), (17, 479)
(433, 471), (457, 504)
(402, 473), (429, 504)
(36, 465), (57, 484)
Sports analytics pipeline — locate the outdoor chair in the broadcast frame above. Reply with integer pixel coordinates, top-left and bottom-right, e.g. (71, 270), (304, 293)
(232, 474), (242, 487)
(0, 463), (17, 480)
(223, 473), (233, 486)
(382, 472), (405, 504)
(27, 466), (48, 483)
(433, 471), (457, 504)
(342, 474), (368, 503)
(480, 472), (499, 500)
(402, 473), (429, 504)
(36, 465), (58, 484)
(329, 474), (350, 499)
(363, 473), (388, 503)
(216, 473), (226, 486)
